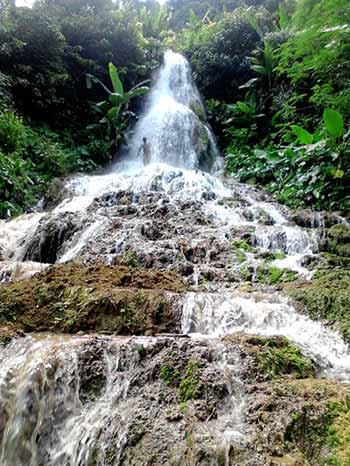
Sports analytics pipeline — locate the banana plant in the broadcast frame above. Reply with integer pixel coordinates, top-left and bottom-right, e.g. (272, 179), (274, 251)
(249, 40), (275, 92)
(86, 63), (149, 152)
(242, 5), (288, 93)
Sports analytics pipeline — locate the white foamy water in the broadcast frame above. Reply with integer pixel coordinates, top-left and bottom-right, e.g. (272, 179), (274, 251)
(182, 292), (350, 380)
(66, 162), (229, 203)
(128, 50), (218, 170)
(0, 260), (49, 282)
(0, 335), (138, 466)
(0, 212), (45, 261)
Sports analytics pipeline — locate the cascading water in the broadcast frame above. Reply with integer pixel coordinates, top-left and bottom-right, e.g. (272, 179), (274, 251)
(0, 51), (349, 465)
(128, 50), (219, 171)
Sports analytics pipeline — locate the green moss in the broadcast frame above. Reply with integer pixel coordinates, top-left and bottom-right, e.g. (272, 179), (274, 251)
(179, 401), (188, 411)
(319, 252), (350, 269)
(326, 397), (350, 465)
(256, 266), (297, 285)
(270, 251), (287, 260)
(232, 239), (255, 263)
(269, 266), (296, 285)
(179, 361), (203, 402)
(160, 359), (205, 402)
(0, 263), (185, 335)
(160, 364), (181, 385)
(255, 337), (315, 379)
(118, 251), (140, 268)
(235, 249), (246, 263)
(285, 391), (350, 466)
(231, 240), (254, 253)
(286, 270), (350, 342)
(325, 225), (350, 258)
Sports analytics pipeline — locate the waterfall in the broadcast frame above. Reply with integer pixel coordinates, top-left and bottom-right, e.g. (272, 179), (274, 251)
(128, 50), (219, 171)
(0, 51), (349, 465)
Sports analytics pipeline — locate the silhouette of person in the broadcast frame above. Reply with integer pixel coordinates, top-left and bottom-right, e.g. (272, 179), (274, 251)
(138, 137), (152, 165)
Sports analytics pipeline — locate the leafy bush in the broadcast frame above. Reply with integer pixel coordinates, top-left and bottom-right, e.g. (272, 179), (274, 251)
(0, 109), (108, 217)
(277, 0), (350, 116)
(0, 109), (24, 153)
(226, 94), (350, 211)
(180, 7), (272, 101)
(0, 152), (36, 218)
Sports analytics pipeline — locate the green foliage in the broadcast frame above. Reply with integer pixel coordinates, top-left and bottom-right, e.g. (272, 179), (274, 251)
(226, 107), (350, 211)
(277, 0), (350, 115)
(220, 0), (350, 212)
(160, 364), (181, 385)
(323, 108), (344, 139)
(256, 265), (296, 285)
(0, 109), (24, 152)
(268, 266), (296, 285)
(160, 358), (204, 402)
(0, 0), (153, 138)
(87, 62), (149, 152)
(179, 7), (272, 101)
(0, 109), (101, 217)
(179, 361), (203, 402)
(0, 0), (159, 215)
(1, 0), (349, 216)
(291, 125), (313, 145)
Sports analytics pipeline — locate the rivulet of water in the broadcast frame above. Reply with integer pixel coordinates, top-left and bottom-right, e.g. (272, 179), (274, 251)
(181, 292), (350, 380)
(0, 335), (143, 466)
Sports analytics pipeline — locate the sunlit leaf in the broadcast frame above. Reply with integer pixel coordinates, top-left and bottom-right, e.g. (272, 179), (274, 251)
(291, 125), (313, 145)
(251, 65), (267, 75)
(323, 108), (344, 138)
(278, 3), (288, 29)
(109, 63), (124, 95)
(236, 101), (252, 113)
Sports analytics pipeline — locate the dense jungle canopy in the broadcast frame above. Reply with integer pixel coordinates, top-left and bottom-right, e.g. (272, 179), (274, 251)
(0, 0), (349, 217)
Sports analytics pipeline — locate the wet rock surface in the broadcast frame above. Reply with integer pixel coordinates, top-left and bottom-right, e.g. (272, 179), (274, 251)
(0, 164), (349, 464)
(0, 333), (348, 466)
(22, 213), (84, 263)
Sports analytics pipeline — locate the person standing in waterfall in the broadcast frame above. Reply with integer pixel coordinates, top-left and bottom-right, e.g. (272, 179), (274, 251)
(138, 137), (152, 166)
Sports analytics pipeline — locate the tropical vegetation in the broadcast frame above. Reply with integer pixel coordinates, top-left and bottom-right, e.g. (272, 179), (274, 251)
(0, 0), (349, 217)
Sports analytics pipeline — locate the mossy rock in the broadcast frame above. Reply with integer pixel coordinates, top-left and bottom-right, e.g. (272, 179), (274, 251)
(285, 270), (350, 342)
(322, 224), (350, 258)
(255, 337), (315, 379)
(254, 379), (350, 466)
(257, 265), (297, 286)
(0, 262), (185, 335)
(318, 252), (350, 269)
(232, 335), (316, 379)
(283, 382), (350, 466)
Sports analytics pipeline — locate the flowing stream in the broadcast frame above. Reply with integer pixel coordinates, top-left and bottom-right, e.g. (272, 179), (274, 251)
(0, 50), (349, 465)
